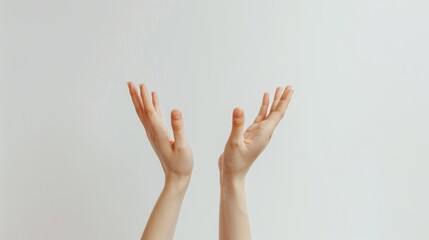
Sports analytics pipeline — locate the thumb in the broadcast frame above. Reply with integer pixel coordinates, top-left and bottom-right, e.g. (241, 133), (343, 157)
(171, 109), (186, 146)
(228, 107), (245, 143)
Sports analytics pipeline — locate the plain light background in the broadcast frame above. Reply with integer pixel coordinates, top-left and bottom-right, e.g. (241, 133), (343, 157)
(1, 0), (429, 239)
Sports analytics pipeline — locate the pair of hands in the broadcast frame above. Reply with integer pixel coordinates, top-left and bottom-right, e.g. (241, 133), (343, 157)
(127, 82), (294, 186)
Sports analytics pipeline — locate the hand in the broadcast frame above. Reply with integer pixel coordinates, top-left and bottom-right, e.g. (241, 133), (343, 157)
(127, 82), (193, 185)
(219, 86), (294, 182)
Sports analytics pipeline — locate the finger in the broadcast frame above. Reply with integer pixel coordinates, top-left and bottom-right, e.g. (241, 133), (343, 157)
(228, 107), (245, 144)
(140, 83), (156, 117)
(171, 109), (186, 146)
(128, 82), (156, 139)
(140, 83), (170, 143)
(152, 91), (162, 117)
(269, 86), (283, 113)
(127, 81), (144, 118)
(275, 85), (294, 114)
(253, 92), (270, 123)
(267, 85), (294, 126)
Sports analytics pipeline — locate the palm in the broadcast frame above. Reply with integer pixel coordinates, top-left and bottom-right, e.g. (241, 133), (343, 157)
(243, 86), (293, 157)
(244, 121), (271, 145)
(220, 86), (294, 175)
(128, 82), (193, 178)
(151, 119), (193, 176)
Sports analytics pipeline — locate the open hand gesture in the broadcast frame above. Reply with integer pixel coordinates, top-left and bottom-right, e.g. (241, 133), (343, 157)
(219, 86), (294, 181)
(127, 82), (193, 182)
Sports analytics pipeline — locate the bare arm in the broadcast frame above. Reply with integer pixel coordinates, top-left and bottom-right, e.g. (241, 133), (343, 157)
(142, 177), (189, 240)
(218, 86), (294, 240)
(127, 82), (193, 240)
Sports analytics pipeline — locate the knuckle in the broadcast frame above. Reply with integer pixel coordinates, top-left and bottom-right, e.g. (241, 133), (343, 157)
(228, 139), (241, 147)
(172, 122), (183, 131)
(175, 143), (186, 151)
(232, 116), (244, 126)
(174, 142), (190, 153)
(145, 108), (154, 116)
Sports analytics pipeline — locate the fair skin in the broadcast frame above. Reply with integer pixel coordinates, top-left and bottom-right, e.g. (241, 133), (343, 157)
(127, 82), (293, 240)
(127, 82), (193, 240)
(219, 86), (294, 240)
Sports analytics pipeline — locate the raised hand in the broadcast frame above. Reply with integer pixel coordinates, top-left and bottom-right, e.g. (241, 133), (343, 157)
(218, 85), (294, 240)
(127, 81), (193, 240)
(128, 82), (193, 183)
(219, 85), (294, 181)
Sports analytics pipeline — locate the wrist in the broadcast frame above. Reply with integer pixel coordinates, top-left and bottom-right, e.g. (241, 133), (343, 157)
(164, 174), (191, 194)
(220, 173), (245, 190)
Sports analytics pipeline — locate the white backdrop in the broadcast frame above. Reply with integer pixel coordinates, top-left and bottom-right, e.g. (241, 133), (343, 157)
(1, 0), (429, 239)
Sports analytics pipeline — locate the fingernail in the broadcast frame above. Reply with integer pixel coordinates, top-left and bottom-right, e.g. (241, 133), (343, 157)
(233, 107), (243, 117)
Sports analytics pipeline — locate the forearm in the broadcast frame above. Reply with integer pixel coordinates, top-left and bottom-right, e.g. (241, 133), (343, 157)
(219, 177), (251, 240)
(141, 177), (190, 240)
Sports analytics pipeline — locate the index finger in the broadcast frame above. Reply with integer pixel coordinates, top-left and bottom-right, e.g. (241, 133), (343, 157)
(139, 83), (172, 144)
(127, 81), (144, 119)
